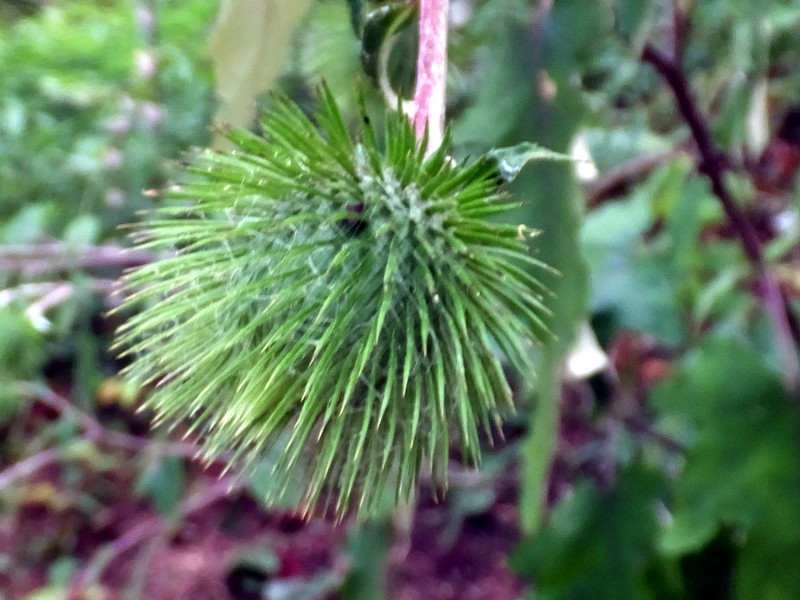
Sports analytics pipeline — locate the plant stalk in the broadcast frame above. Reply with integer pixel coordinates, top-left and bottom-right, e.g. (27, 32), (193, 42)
(413, 0), (449, 151)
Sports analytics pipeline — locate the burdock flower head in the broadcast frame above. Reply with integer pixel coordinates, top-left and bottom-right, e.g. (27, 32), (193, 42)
(115, 86), (554, 518)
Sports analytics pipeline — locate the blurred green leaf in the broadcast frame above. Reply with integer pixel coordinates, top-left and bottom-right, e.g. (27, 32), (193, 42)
(452, 0), (595, 535)
(339, 521), (393, 600)
(0, 310), (45, 423)
(480, 0), (597, 533)
(63, 214), (100, 246)
(23, 586), (69, 600)
(614, 0), (656, 42)
(0, 203), (57, 243)
(208, 0), (313, 131)
(582, 128), (671, 174)
(294, 1), (362, 109)
(47, 556), (78, 586)
(0, 0), (214, 235)
(0, 310), (45, 373)
(512, 465), (673, 600)
(134, 454), (186, 517)
(247, 447), (306, 512)
(345, 0), (367, 32)
(653, 339), (800, 599)
(580, 170), (688, 345)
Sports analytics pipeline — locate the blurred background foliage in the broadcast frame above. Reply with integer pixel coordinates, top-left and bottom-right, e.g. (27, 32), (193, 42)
(1, 0), (799, 599)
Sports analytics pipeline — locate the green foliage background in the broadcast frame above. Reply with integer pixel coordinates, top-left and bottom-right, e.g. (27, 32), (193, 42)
(1, 0), (800, 598)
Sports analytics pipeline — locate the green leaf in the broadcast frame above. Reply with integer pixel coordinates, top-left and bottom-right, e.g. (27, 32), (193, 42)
(63, 214), (100, 246)
(615, 0), (653, 38)
(512, 465), (670, 600)
(345, 0), (367, 33)
(24, 586), (70, 600)
(134, 455), (186, 518)
(339, 521), (393, 600)
(462, 5), (594, 533)
(581, 190), (685, 345)
(653, 339), (800, 600)
(358, 1), (417, 99)
(487, 142), (573, 183)
(208, 0), (314, 131)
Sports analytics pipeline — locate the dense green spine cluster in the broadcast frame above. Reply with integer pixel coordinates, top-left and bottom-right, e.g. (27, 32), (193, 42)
(115, 87), (551, 518)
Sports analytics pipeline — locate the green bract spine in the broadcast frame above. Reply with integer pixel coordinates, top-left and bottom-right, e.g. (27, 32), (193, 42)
(115, 86), (552, 518)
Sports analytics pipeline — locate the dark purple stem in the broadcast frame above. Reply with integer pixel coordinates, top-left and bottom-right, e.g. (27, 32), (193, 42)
(642, 44), (800, 390)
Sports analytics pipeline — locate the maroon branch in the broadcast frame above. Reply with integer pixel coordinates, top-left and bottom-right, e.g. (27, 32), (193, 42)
(0, 243), (152, 276)
(16, 383), (209, 458)
(0, 447), (65, 490)
(642, 43), (800, 391)
(584, 150), (680, 207)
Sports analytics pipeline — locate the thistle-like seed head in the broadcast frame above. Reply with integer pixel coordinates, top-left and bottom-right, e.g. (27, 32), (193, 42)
(115, 86), (553, 518)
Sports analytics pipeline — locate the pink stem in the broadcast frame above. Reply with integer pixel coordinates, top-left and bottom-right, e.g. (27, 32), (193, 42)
(413, 0), (449, 151)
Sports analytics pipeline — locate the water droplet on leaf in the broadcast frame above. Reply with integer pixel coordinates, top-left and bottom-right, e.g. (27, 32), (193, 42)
(488, 142), (573, 183)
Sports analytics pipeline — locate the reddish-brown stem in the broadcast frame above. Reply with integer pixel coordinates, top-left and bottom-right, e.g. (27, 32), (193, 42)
(14, 382), (231, 461)
(0, 447), (64, 490)
(584, 150), (680, 207)
(0, 243), (152, 275)
(413, 0), (449, 150)
(642, 44), (800, 390)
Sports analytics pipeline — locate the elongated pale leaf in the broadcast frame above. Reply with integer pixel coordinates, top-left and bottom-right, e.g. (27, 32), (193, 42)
(453, 9), (592, 534)
(209, 0), (313, 131)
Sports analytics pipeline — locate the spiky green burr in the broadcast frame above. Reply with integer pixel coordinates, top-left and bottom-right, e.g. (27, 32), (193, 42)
(114, 87), (552, 518)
